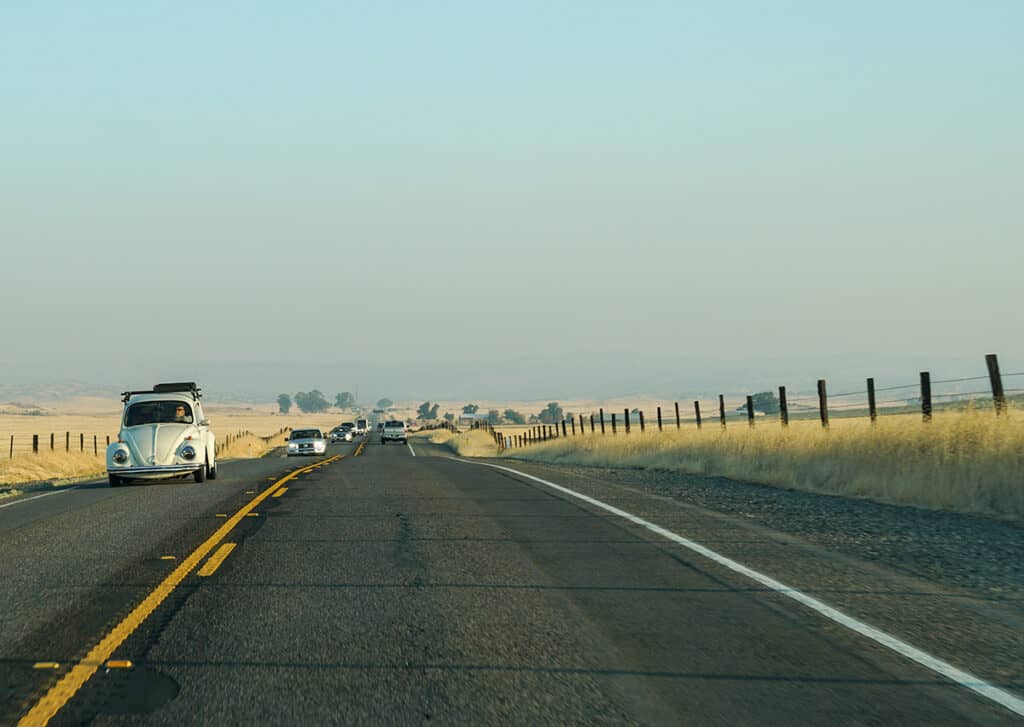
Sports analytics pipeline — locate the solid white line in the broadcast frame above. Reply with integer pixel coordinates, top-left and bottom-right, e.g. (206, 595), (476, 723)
(407, 443), (416, 457)
(448, 457), (1024, 718)
(0, 486), (80, 510)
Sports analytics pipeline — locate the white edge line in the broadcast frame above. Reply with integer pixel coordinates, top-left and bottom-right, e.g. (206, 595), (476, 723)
(0, 486), (81, 510)
(447, 456), (1024, 718)
(407, 443), (416, 457)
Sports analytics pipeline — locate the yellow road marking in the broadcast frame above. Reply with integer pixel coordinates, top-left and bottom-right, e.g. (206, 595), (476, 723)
(272, 487), (288, 498)
(245, 512), (259, 518)
(215, 514), (227, 518)
(197, 543), (236, 577)
(159, 556), (176, 561)
(17, 455), (341, 727)
(105, 660), (132, 669)
(33, 663), (59, 670)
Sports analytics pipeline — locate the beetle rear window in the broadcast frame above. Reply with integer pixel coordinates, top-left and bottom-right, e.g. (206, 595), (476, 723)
(126, 401), (193, 426)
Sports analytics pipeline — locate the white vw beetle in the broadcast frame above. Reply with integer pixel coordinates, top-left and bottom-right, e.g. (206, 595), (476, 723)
(106, 382), (217, 487)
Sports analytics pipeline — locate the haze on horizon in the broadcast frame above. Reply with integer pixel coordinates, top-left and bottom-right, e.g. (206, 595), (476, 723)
(2, 2), (1021, 404)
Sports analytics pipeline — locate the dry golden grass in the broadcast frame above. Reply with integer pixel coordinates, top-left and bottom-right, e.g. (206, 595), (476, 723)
(409, 429), (500, 457)
(500, 407), (1024, 520)
(0, 451), (107, 488)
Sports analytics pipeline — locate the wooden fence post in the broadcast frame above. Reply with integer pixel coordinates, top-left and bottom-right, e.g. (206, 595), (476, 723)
(639, 410), (645, 432)
(561, 419), (567, 437)
(920, 371), (932, 422)
(657, 406), (663, 432)
(579, 414), (585, 434)
(718, 395), (726, 429)
(779, 386), (789, 427)
(599, 408), (605, 434)
(674, 401), (680, 429)
(570, 417), (576, 435)
(611, 413), (617, 434)
(9, 435), (13, 459)
(867, 378), (877, 423)
(693, 401), (702, 429)
(66, 431), (70, 452)
(50, 433), (54, 450)
(746, 396), (755, 427)
(817, 379), (829, 428)
(94, 435), (98, 455)
(33, 435), (39, 454)
(624, 409), (630, 434)
(986, 354), (1006, 414)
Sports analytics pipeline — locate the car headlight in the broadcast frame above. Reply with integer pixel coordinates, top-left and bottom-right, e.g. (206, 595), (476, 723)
(181, 445), (197, 460)
(288, 442), (298, 449)
(113, 449), (129, 464)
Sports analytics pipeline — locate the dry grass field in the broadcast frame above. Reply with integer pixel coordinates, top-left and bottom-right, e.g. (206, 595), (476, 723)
(498, 406), (1024, 520)
(409, 428), (500, 458)
(0, 399), (347, 488)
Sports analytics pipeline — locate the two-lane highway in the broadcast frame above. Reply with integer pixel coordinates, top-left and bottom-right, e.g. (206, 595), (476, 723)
(2, 437), (1020, 724)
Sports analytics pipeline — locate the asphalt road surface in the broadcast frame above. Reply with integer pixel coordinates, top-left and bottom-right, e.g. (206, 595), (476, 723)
(1, 437), (1020, 725)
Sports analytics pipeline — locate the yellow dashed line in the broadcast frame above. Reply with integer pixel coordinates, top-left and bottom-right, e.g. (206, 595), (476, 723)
(33, 663), (59, 670)
(17, 455), (342, 727)
(159, 556), (176, 561)
(197, 543), (237, 577)
(105, 660), (132, 669)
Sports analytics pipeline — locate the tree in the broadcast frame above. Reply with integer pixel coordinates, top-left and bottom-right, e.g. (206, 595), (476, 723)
(537, 402), (563, 424)
(335, 392), (356, 409)
(503, 408), (526, 424)
(418, 401), (440, 420)
(377, 398), (393, 409)
(486, 409), (500, 425)
(276, 394), (292, 414)
(443, 412), (454, 422)
(751, 391), (780, 414)
(462, 404), (479, 415)
(294, 390), (330, 413)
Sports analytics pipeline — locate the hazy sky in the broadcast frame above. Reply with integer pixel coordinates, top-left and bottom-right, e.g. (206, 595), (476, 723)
(2, 2), (1022, 401)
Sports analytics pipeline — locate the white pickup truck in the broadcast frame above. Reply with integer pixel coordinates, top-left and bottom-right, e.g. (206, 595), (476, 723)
(380, 420), (407, 444)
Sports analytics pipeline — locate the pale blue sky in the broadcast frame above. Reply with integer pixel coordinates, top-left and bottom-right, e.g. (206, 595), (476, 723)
(2, 2), (1021, 400)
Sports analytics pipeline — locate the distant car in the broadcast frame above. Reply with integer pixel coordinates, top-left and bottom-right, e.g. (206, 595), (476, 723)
(287, 428), (327, 456)
(106, 382), (217, 486)
(381, 420), (407, 444)
(355, 418), (369, 434)
(330, 427), (353, 443)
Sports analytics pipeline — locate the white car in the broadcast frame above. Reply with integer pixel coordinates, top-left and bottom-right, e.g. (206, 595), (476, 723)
(288, 428), (328, 456)
(106, 382), (217, 487)
(380, 420), (407, 444)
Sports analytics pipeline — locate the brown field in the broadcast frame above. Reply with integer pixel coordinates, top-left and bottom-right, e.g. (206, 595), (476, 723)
(0, 399), (348, 488)
(496, 406), (1024, 520)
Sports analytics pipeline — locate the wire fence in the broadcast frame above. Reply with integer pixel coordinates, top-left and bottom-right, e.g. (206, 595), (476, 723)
(3, 428), (290, 459)
(499, 353), (1020, 450)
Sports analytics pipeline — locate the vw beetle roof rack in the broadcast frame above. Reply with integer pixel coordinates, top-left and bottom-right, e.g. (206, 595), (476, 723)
(121, 382), (202, 403)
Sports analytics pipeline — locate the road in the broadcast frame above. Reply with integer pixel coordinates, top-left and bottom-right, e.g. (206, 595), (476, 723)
(1, 437), (1020, 725)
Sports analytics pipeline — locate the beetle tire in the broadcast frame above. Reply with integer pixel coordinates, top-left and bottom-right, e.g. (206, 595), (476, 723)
(193, 463), (207, 483)
(108, 474), (122, 487)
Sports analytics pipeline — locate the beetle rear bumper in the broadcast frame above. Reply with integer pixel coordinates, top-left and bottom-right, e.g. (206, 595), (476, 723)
(108, 464), (202, 479)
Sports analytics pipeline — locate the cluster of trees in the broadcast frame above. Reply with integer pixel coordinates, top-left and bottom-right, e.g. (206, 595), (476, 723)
(276, 390), (367, 414)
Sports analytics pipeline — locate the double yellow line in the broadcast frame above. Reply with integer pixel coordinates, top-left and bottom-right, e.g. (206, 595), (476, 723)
(18, 454), (342, 727)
